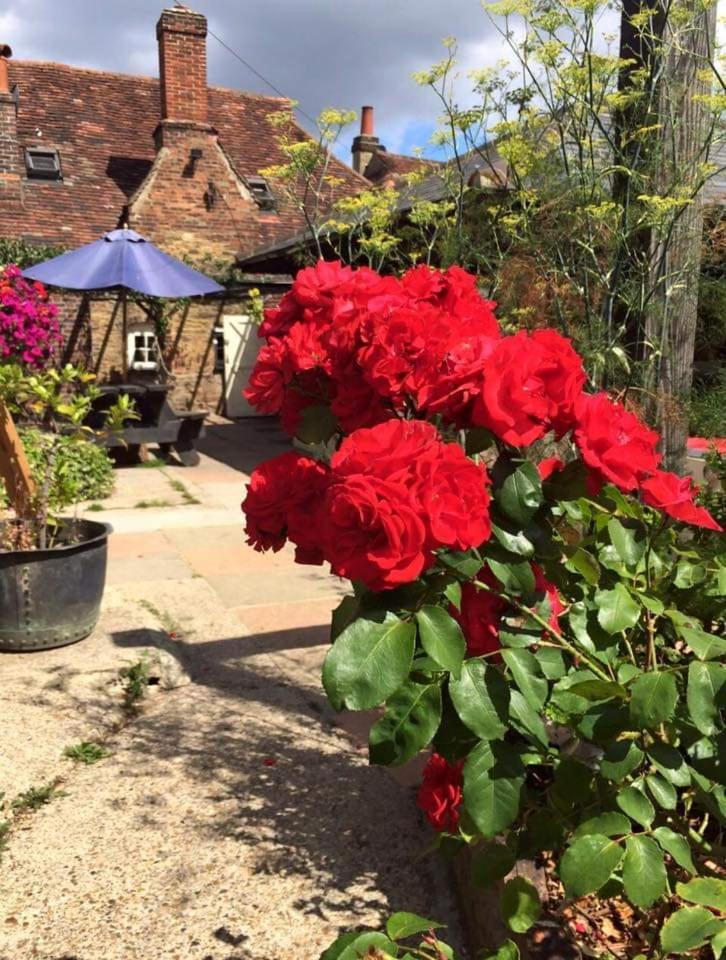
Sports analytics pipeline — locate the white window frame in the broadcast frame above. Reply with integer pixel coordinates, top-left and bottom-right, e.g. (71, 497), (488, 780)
(127, 325), (159, 372)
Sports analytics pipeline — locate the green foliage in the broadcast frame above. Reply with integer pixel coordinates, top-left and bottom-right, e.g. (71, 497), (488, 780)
(10, 428), (114, 511)
(119, 657), (150, 708)
(12, 783), (63, 813)
(63, 742), (109, 765)
(0, 237), (65, 268)
(320, 461), (726, 956)
(320, 912), (452, 960)
(690, 373), (726, 438)
(0, 363), (134, 548)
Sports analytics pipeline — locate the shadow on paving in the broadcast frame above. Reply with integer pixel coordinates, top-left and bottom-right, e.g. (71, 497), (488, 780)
(197, 417), (291, 475)
(110, 626), (452, 954)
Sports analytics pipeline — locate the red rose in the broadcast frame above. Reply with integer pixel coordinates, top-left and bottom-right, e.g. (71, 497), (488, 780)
(324, 475), (431, 590)
(641, 470), (723, 532)
(417, 753), (464, 832)
(242, 451), (330, 564)
(532, 563), (565, 633)
(452, 566), (508, 657)
(244, 338), (291, 414)
(473, 330), (585, 446)
(414, 444), (492, 551)
(325, 420), (492, 590)
(537, 456), (566, 481)
(574, 393), (661, 492)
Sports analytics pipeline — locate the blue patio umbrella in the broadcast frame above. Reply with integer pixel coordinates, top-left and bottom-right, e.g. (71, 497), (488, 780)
(23, 228), (224, 375)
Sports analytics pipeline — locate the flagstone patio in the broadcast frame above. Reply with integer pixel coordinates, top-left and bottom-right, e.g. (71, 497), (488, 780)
(0, 418), (464, 960)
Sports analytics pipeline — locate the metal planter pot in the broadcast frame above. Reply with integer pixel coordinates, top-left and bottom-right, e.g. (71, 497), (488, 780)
(0, 519), (111, 652)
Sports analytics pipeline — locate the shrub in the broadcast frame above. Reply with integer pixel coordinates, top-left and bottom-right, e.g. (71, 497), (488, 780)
(244, 261), (725, 960)
(690, 372), (726, 439)
(0, 264), (62, 368)
(19, 428), (115, 510)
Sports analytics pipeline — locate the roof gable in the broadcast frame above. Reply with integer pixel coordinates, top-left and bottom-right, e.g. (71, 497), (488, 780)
(1, 60), (365, 255)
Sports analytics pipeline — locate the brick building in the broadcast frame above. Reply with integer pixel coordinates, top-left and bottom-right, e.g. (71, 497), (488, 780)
(0, 6), (371, 414)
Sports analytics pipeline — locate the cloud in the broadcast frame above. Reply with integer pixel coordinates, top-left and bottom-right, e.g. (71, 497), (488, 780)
(1, 0), (507, 160)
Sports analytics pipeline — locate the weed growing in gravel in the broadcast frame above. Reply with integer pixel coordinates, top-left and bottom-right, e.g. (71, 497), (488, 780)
(86, 502), (106, 512)
(138, 599), (182, 638)
(119, 657), (150, 708)
(12, 783), (63, 813)
(134, 498), (173, 509)
(63, 742), (109, 764)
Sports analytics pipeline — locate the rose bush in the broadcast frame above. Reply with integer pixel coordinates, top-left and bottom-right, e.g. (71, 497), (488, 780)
(0, 264), (62, 368)
(243, 261), (725, 959)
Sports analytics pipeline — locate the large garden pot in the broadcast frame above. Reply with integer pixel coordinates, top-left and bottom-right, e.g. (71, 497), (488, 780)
(0, 519), (111, 652)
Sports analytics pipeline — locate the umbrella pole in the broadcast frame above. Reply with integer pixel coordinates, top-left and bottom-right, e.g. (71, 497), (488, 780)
(121, 289), (128, 379)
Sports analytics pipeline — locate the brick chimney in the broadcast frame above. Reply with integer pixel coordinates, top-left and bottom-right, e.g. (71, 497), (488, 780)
(0, 44), (20, 188)
(157, 7), (208, 125)
(352, 105), (383, 175)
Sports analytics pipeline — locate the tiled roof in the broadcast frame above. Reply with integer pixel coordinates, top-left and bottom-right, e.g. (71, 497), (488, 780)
(1, 60), (366, 254)
(363, 150), (443, 186)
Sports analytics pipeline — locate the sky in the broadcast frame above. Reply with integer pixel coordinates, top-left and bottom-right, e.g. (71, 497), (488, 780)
(0, 0), (510, 161)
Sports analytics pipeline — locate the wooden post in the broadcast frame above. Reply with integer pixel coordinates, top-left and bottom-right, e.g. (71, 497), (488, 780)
(0, 399), (35, 516)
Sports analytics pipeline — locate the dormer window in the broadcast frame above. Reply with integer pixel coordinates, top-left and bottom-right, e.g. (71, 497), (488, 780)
(25, 148), (62, 181)
(245, 175), (275, 211)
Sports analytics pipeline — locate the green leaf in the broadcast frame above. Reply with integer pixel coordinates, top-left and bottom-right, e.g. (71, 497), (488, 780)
(416, 606), (466, 678)
(486, 558), (536, 598)
(660, 907), (723, 955)
(496, 461), (543, 526)
(491, 524), (535, 557)
(678, 625), (726, 662)
(535, 647), (567, 679)
(596, 584), (640, 634)
(568, 679), (628, 701)
(449, 660), (509, 741)
(687, 662), (726, 737)
(608, 518), (644, 568)
(617, 786), (655, 827)
(629, 671), (678, 729)
(296, 403), (338, 443)
(565, 548), (601, 585)
(472, 842), (516, 888)
(573, 813), (632, 839)
(646, 773), (677, 810)
(500, 877), (540, 934)
(677, 878), (726, 913)
(560, 834), (625, 898)
(319, 932), (360, 960)
(386, 913), (443, 941)
(322, 614), (416, 711)
(648, 742), (692, 786)
(479, 941), (520, 960)
(369, 681), (442, 767)
(502, 649), (548, 710)
(339, 933), (398, 960)
(463, 740), (525, 838)
(331, 596), (359, 641)
(438, 550), (482, 579)
(509, 690), (549, 747)
(444, 581), (462, 611)
(711, 925), (726, 960)
(652, 827), (695, 874)
(600, 740), (644, 781)
(623, 835), (667, 908)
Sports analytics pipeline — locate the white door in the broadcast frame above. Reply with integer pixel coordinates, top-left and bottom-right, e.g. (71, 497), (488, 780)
(223, 314), (261, 418)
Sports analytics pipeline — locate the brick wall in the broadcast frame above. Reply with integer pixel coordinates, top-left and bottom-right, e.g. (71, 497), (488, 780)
(0, 91), (21, 207)
(128, 123), (260, 264)
(156, 8), (208, 125)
